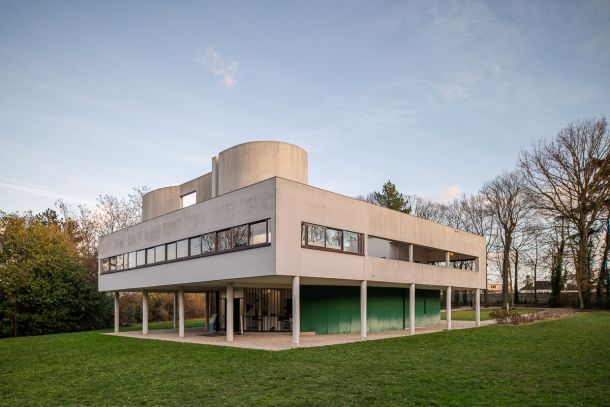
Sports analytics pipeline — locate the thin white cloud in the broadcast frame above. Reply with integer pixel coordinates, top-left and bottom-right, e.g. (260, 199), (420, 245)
(196, 47), (239, 88)
(426, 185), (464, 203)
(0, 179), (95, 206)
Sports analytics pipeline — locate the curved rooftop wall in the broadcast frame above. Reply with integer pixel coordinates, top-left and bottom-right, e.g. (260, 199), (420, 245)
(142, 172), (213, 221)
(141, 141), (308, 221)
(217, 141), (308, 196)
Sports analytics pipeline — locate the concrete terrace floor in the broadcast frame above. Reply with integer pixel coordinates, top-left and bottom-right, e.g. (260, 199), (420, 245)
(107, 320), (496, 351)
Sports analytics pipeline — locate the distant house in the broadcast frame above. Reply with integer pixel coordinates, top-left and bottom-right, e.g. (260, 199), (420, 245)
(520, 281), (578, 294)
(520, 281), (552, 294)
(487, 282), (502, 293)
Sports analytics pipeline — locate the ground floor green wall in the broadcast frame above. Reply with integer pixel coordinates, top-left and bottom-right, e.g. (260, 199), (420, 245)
(300, 285), (440, 334)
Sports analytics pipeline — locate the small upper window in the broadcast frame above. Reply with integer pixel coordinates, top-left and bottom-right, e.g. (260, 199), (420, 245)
(181, 191), (196, 208)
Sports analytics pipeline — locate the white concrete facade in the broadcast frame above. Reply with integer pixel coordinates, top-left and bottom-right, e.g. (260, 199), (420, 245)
(99, 141), (485, 343)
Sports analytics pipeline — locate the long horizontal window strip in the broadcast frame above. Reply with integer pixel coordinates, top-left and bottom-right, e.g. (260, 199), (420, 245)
(100, 219), (271, 274)
(301, 222), (364, 256)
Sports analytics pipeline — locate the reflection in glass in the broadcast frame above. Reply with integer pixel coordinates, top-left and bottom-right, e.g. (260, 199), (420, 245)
(166, 242), (177, 261)
(202, 232), (216, 253)
(233, 225), (248, 247)
(128, 252), (136, 268)
(217, 230), (232, 251)
(155, 245), (165, 262)
(307, 224), (325, 247)
(343, 231), (360, 253)
(250, 221), (268, 245)
(190, 237), (202, 256)
(136, 250), (146, 266)
(146, 248), (155, 264)
(325, 228), (342, 250)
(177, 239), (189, 258)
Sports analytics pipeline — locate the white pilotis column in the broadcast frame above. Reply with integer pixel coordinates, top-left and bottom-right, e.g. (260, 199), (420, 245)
(173, 292), (177, 329)
(292, 276), (300, 347)
(226, 284), (234, 342)
(409, 284), (416, 335)
(446, 286), (452, 331)
(446, 251), (451, 267)
(360, 280), (367, 340)
(475, 288), (481, 327)
(142, 290), (149, 335)
(178, 290), (185, 338)
(409, 244), (414, 262)
(113, 292), (119, 334)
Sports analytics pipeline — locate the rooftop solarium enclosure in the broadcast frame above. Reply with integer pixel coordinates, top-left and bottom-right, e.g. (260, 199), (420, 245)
(98, 140), (486, 347)
(141, 141), (308, 221)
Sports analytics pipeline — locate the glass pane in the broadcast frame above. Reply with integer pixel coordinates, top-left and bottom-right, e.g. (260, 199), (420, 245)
(116, 254), (124, 270)
(250, 221), (267, 245)
(181, 191), (196, 208)
(307, 224), (325, 247)
(217, 229), (232, 251)
(128, 252), (136, 269)
(190, 237), (202, 256)
(177, 239), (189, 258)
(326, 228), (342, 250)
(233, 225), (248, 248)
(343, 231), (360, 254)
(123, 253), (128, 269)
(109, 256), (117, 271)
(166, 242), (177, 261)
(136, 250), (146, 266)
(301, 223), (307, 246)
(155, 245), (165, 262)
(102, 259), (109, 273)
(202, 232), (216, 253)
(146, 248), (155, 264)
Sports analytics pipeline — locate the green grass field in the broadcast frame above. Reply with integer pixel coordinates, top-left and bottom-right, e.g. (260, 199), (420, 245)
(1, 312), (609, 406)
(441, 307), (546, 321)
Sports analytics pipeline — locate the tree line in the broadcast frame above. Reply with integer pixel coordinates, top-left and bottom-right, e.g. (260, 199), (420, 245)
(0, 187), (203, 337)
(359, 117), (609, 309)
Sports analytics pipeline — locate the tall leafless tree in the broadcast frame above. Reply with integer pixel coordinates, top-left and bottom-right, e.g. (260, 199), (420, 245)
(520, 117), (610, 308)
(481, 171), (530, 307)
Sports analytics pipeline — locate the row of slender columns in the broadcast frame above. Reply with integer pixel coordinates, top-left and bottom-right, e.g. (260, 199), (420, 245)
(110, 284), (482, 340)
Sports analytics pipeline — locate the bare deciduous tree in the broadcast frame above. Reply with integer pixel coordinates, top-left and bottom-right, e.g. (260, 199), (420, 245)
(481, 171), (530, 307)
(520, 117), (610, 308)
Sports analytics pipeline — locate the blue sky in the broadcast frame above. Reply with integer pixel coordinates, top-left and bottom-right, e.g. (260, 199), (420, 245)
(1, 0), (609, 213)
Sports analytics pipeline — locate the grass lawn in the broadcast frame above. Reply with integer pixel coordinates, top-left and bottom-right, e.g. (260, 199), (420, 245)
(1, 312), (609, 406)
(441, 307), (546, 321)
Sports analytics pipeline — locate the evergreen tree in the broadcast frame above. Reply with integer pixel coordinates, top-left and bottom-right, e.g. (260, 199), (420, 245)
(371, 181), (411, 214)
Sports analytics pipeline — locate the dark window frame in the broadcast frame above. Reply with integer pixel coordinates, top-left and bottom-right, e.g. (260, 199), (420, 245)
(100, 218), (271, 274)
(300, 222), (364, 256)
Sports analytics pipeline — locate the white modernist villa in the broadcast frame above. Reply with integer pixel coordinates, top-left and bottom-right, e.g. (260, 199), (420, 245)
(99, 141), (486, 346)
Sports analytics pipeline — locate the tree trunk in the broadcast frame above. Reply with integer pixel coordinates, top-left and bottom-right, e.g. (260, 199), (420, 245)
(576, 228), (589, 309)
(533, 259), (538, 305)
(502, 233), (512, 308)
(514, 249), (520, 305)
